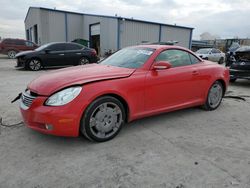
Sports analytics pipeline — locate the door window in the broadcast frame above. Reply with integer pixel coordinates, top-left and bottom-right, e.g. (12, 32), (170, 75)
(25, 41), (34, 47)
(15, 40), (25, 45)
(48, 44), (65, 51)
(211, 49), (220, 54)
(64, 43), (83, 51)
(189, 54), (200, 64)
(156, 49), (193, 67)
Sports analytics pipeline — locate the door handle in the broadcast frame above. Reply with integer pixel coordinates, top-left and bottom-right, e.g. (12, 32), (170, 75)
(59, 54), (64, 56)
(76, 53), (81, 55)
(192, 70), (199, 75)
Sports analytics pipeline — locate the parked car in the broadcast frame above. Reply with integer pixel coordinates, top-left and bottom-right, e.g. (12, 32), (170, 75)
(18, 45), (229, 142)
(229, 46), (250, 82)
(0, 38), (38, 59)
(15, 42), (98, 71)
(195, 48), (225, 64)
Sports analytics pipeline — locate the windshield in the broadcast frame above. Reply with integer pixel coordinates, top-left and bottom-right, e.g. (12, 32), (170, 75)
(100, 47), (155, 69)
(196, 49), (211, 54)
(35, 43), (51, 51)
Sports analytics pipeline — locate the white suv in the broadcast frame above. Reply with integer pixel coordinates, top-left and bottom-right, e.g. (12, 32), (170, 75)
(195, 48), (225, 64)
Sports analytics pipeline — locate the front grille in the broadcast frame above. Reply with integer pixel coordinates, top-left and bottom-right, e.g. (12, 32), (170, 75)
(21, 91), (36, 107)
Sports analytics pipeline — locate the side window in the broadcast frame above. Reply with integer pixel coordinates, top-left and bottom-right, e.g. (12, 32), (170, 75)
(211, 49), (219, 54)
(215, 49), (221, 53)
(155, 49), (192, 67)
(189, 54), (200, 64)
(49, 44), (65, 51)
(65, 43), (83, 51)
(15, 40), (25, 45)
(25, 41), (34, 47)
(3, 39), (13, 44)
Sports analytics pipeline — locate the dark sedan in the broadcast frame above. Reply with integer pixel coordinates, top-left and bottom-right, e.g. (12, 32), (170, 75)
(15, 42), (98, 71)
(229, 46), (250, 82)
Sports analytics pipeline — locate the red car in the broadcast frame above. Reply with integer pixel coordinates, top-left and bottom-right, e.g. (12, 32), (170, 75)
(0, 38), (38, 59)
(19, 45), (229, 142)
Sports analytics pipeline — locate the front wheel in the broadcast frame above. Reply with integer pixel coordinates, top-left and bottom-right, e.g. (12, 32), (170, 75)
(7, 50), (17, 59)
(28, 59), (42, 71)
(203, 81), (223, 111)
(81, 96), (126, 142)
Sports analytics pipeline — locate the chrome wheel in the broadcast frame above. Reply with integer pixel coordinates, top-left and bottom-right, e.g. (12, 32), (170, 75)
(29, 59), (41, 71)
(8, 50), (16, 59)
(208, 82), (223, 108)
(89, 102), (123, 139)
(79, 57), (89, 65)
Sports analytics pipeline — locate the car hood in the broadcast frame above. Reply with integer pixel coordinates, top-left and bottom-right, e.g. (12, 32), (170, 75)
(28, 64), (135, 96)
(16, 50), (34, 57)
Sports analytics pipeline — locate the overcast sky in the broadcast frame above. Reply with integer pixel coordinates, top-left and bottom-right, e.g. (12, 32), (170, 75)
(0, 0), (250, 40)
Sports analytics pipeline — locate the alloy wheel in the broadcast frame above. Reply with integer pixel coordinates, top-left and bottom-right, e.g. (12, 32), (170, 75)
(29, 59), (41, 71)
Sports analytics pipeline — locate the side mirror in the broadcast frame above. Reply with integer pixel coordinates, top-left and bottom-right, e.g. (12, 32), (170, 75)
(153, 61), (172, 70)
(44, 49), (51, 54)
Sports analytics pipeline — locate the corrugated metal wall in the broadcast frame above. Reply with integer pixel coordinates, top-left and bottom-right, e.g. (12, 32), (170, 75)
(83, 15), (117, 55)
(161, 26), (191, 48)
(67, 14), (84, 42)
(120, 20), (159, 48)
(40, 10), (66, 44)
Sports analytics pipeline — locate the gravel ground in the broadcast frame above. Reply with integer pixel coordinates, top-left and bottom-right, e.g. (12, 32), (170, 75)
(0, 55), (250, 188)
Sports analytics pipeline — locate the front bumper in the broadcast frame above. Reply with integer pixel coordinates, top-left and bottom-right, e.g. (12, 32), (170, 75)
(230, 69), (250, 80)
(15, 57), (27, 68)
(19, 93), (87, 137)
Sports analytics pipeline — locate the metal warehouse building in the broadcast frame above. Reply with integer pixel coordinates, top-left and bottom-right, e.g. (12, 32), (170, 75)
(25, 7), (193, 56)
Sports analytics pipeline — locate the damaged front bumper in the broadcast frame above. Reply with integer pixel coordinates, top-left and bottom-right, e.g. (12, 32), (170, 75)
(15, 57), (27, 68)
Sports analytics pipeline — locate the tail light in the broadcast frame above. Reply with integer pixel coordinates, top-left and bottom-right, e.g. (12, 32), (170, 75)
(90, 49), (97, 56)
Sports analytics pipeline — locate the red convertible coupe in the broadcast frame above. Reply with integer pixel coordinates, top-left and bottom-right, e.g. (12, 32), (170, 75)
(19, 45), (229, 142)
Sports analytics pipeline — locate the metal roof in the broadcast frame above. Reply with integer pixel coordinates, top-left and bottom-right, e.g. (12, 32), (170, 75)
(25, 7), (194, 30)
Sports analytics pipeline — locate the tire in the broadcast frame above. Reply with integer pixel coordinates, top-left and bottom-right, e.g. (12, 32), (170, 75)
(7, 50), (17, 59)
(203, 81), (224, 111)
(230, 78), (237, 83)
(28, 58), (42, 71)
(79, 57), (90, 65)
(218, 57), (224, 64)
(81, 96), (126, 142)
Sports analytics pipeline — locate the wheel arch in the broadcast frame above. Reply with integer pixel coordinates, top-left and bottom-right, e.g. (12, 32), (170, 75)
(216, 79), (226, 96)
(28, 57), (43, 66)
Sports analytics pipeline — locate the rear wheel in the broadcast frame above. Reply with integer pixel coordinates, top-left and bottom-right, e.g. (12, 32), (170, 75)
(81, 96), (125, 142)
(28, 59), (42, 71)
(203, 81), (223, 111)
(79, 57), (89, 65)
(7, 50), (17, 59)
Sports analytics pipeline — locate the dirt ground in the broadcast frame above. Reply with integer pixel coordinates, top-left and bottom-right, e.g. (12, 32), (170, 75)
(0, 55), (250, 188)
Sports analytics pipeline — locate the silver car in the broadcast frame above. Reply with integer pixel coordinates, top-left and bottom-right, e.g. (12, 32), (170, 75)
(195, 48), (225, 64)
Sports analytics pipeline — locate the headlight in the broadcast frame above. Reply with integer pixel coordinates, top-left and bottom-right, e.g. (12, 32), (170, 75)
(45, 86), (82, 106)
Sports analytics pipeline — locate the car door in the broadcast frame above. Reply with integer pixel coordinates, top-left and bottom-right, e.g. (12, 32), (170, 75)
(43, 43), (66, 66)
(63, 43), (83, 65)
(145, 49), (204, 112)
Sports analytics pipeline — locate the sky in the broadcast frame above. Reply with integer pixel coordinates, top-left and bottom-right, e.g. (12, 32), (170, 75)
(0, 0), (250, 40)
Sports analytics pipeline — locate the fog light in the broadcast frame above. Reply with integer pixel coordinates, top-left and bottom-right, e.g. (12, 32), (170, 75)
(45, 124), (53, 130)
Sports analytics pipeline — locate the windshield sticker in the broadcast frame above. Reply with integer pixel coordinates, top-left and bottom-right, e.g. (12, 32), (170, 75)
(137, 50), (153, 56)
